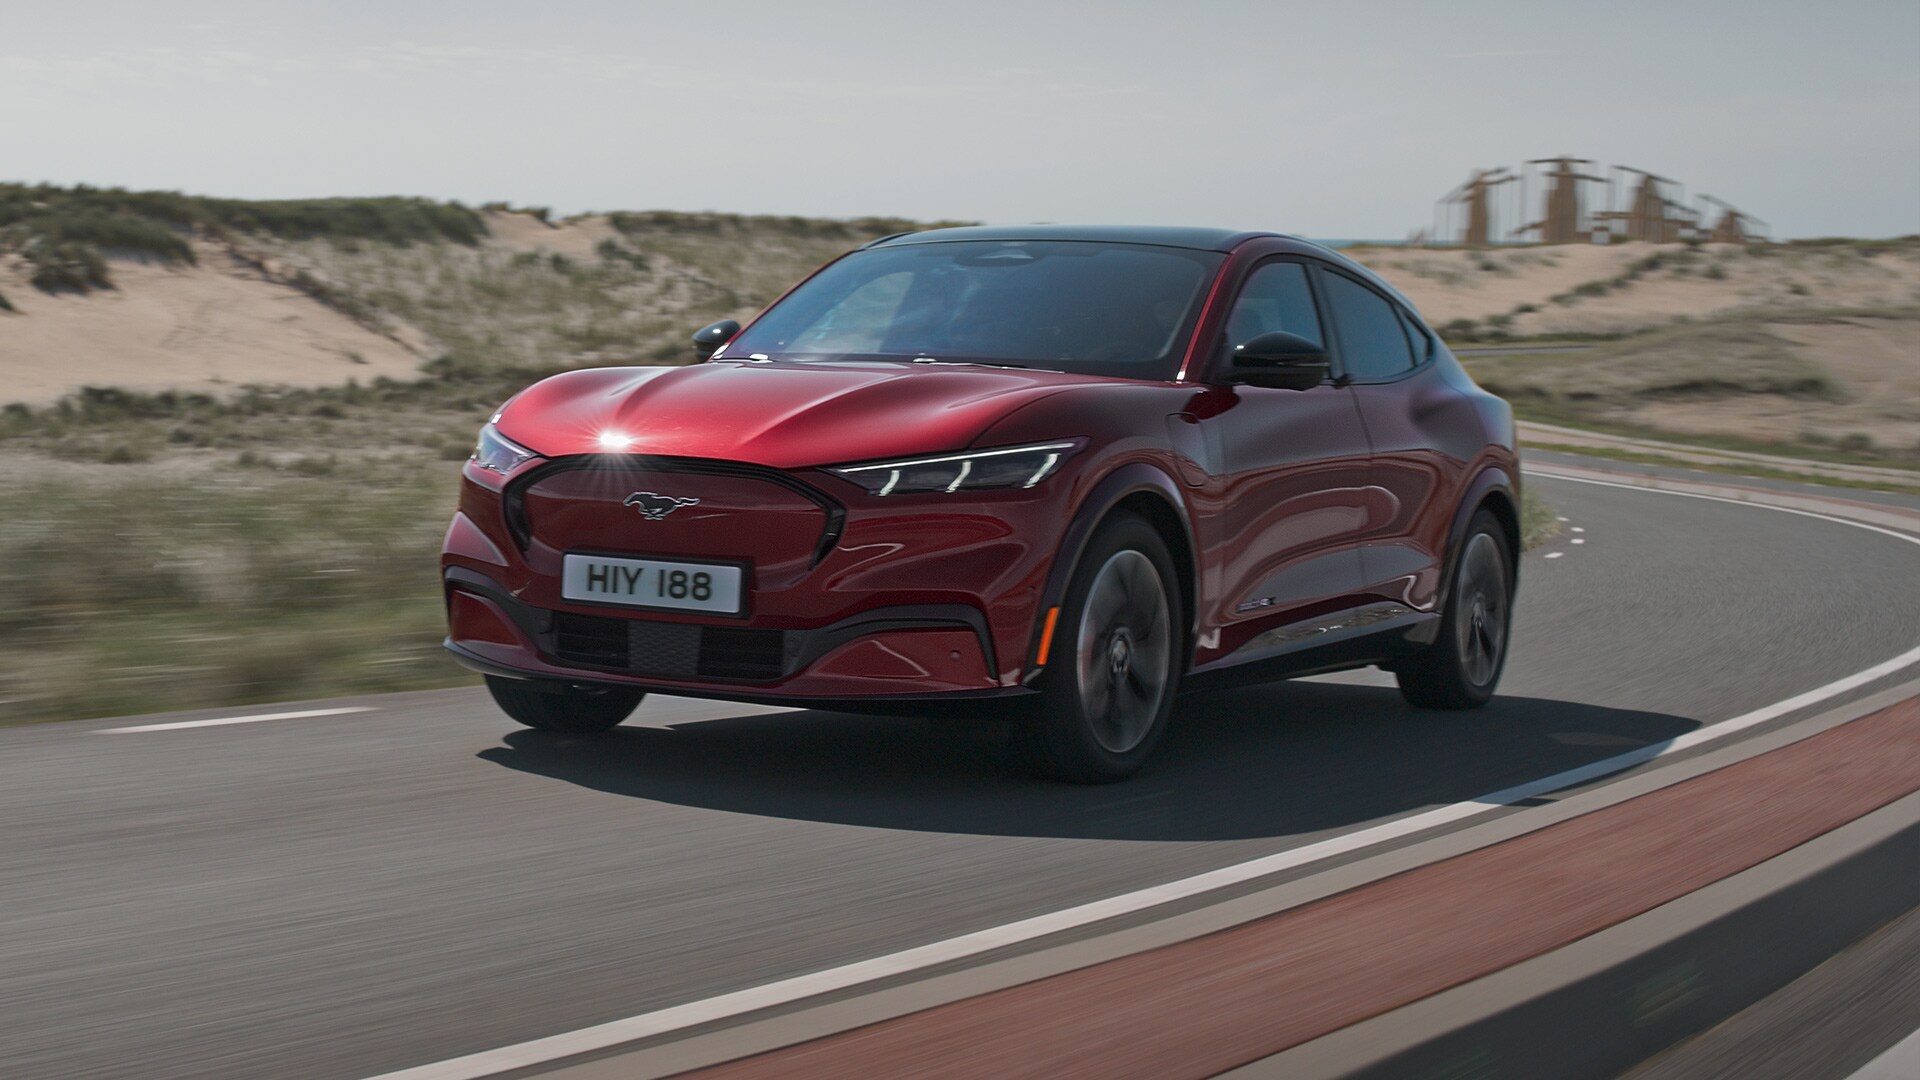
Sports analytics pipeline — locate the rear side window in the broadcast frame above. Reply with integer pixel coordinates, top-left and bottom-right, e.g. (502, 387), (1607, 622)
(1225, 261), (1323, 348)
(1398, 308), (1434, 364)
(1322, 272), (1414, 380)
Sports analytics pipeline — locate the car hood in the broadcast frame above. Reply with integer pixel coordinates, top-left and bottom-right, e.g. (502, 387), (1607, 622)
(494, 361), (1130, 468)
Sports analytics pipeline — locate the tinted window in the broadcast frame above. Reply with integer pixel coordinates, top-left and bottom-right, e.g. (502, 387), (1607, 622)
(1225, 261), (1322, 348)
(1322, 272), (1414, 380)
(723, 241), (1223, 380)
(1397, 308), (1433, 364)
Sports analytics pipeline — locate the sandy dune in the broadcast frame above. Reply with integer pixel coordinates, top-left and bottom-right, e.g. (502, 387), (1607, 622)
(0, 244), (422, 406)
(1353, 245), (1650, 322)
(480, 209), (621, 258)
(1352, 243), (1920, 335)
(1629, 318), (1920, 449)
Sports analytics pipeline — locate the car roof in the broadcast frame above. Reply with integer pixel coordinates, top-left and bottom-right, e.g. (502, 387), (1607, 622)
(863, 225), (1427, 319)
(864, 224), (1273, 252)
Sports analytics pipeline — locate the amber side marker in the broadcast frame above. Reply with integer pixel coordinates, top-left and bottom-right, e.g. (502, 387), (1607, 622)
(1034, 606), (1062, 667)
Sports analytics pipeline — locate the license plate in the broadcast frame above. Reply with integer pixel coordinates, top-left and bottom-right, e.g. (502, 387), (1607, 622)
(561, 554), (745, 615)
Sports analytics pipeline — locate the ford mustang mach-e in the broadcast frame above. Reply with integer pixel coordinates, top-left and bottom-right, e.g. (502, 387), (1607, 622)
(442, 226), (1520, 781)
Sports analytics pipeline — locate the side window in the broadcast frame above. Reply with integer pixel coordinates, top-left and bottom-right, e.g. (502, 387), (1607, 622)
(1397, 308), (1433, 364)
(1322, 272), (1414, 380)
(1224, 262), (1323, 349)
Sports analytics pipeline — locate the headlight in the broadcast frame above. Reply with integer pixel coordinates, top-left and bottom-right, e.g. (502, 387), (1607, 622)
(829, 441), (1080, 496)
(472, 423), (538, 474)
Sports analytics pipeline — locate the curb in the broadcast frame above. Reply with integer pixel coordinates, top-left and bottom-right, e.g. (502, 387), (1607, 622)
(1236, 791), (1920, 1080)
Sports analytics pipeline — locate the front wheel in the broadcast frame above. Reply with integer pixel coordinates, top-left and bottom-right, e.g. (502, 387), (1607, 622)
(1025, 513), (1182, 783)
(1396, 509), (1513, 709)
(485, 676), (645, 733)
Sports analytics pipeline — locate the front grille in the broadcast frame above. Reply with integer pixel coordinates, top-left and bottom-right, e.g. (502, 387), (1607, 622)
(549, 611), (788, 683)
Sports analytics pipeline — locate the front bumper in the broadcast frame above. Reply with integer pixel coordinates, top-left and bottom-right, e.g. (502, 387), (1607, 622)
(443, 453), (1078, 699)
(445, 566), (1013, 701)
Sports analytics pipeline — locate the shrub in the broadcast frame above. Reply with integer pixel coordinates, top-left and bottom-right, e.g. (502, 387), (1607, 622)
(28, 242), (111, 292)
(101, 444), (152, 465)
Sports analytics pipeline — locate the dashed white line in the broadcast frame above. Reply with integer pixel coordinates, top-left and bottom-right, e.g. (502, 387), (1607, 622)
(96, 707), (373, 734)
(1544, 552), (1565, 559)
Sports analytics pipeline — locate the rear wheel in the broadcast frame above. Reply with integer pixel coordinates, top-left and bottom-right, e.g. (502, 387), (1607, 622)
(485, 676), (645, 733)
(1396, 510), (1513, 709)
(1025, 513), (1182, 783)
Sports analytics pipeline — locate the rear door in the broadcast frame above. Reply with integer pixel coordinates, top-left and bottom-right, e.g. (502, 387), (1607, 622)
(1314, 268), (1452, 610)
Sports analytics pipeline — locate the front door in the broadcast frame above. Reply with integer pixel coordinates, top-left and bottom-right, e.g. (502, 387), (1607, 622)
(1190, 259), (1380, 667)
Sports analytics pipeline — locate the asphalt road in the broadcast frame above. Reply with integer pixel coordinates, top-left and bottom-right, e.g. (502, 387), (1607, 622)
(4, 470), (1918, 1079)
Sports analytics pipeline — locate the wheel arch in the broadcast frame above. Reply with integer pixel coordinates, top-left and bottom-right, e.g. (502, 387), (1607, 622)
(1442, 465), (1522, 611)
(1023, 463), (1198, 684)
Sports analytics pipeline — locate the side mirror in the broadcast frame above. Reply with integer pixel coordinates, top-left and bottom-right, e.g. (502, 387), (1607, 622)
(1221, 331), (1331, 391)
(691, 319), (741, 360)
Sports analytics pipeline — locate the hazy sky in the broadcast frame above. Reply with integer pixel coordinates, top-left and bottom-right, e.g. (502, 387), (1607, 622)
(7, 1), (1918, 238)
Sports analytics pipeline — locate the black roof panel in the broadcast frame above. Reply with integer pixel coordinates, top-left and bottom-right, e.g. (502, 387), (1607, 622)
(866, 224), (1273, 252)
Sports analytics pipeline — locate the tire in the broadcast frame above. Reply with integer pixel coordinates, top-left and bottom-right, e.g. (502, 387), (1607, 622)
(1024, 513), (1183, 783)
(484, 675), (645, 733)
(1396, 509), (1513, 709)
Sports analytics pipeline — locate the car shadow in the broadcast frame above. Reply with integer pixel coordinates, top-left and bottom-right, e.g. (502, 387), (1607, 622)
(475, 680), (1701, 842)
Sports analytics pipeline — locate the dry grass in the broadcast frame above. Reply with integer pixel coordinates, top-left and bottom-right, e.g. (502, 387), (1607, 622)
(1468, 320), (1844, 403)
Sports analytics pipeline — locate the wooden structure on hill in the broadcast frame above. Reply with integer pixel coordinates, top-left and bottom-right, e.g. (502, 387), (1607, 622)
(1426, 157), (1769, 246)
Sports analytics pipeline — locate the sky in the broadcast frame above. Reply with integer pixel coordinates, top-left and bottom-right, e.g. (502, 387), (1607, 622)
(5, 0), (1918, 239)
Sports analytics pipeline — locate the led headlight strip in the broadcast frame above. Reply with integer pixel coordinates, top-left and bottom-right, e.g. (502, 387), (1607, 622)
(830, 441), (1080, 496)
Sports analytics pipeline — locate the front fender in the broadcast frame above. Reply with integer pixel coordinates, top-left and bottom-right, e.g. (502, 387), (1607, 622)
(1023, 462), (1196, 681)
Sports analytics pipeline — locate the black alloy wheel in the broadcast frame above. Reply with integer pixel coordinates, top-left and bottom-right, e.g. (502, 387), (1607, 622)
(1396, 509), (1513, 709)
(1026, 512), (1183, 783)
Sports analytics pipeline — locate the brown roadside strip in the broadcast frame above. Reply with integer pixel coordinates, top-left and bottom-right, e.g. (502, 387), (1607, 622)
(676, 697), (1920, 1079)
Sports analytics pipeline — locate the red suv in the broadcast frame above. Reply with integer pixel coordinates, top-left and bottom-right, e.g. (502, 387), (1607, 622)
(443, 226), (1520, 781)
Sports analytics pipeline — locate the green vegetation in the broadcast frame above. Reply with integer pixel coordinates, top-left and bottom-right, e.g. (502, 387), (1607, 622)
(0, 375), (520, 723)
(0, 182), (485, 292)
(1520, 490), (1560, 549)
(1468, 320), (1843, 403)
(0, 467), (459, 724)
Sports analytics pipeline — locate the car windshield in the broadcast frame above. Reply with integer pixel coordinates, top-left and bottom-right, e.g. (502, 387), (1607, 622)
(719, 240), (1223, 379)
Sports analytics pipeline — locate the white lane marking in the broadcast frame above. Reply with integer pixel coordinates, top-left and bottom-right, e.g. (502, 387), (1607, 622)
(1572, 538), (1585, 544)
(1571, 526), (1585, 533)
(363, 474), (1920, 1080)
(1544, 552), (1565, 559)
(97, 707), (373, 734)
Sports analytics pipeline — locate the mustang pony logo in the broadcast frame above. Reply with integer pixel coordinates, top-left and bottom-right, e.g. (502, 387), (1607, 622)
(623, 492), (700, 520)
